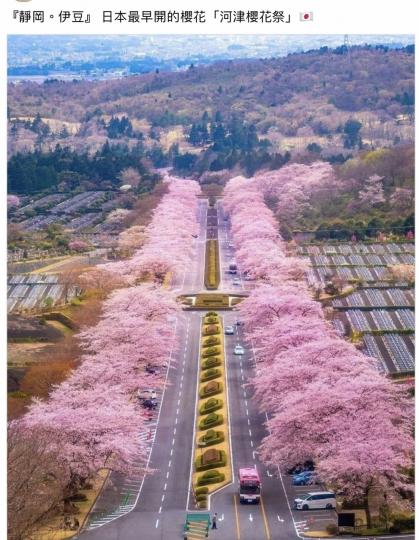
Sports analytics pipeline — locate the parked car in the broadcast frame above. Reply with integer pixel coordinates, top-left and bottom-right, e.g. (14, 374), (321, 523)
(294, 492), (336, 511)
(292, 471), (318, 486)
(142, 398), (158, 410)
(286, 460), (315, 475)
(225, 326), (235, 335)
(138, 388), (157, 401)
(234, 345), (245, 355)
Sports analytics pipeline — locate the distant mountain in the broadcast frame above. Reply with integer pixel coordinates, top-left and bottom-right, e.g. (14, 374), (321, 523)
(7, 34), (414, 80)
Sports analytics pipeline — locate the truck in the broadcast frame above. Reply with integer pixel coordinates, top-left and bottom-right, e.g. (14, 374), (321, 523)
(239, 467), (261, 504)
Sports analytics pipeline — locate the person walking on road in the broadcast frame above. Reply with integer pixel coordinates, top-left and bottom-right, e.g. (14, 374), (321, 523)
(211, 513), (218, 530)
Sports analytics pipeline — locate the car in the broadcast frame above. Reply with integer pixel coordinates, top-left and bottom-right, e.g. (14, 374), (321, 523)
(137, 388), (157, 400)
(294, 491), (336, 511)
(292, 471), (318, 486)
(142, 398), (158, 410)
(225, 326), (235, 335)
(286, 460), (315, 475)
(233, 277), (241, 286)
(234, 345), (245, 355)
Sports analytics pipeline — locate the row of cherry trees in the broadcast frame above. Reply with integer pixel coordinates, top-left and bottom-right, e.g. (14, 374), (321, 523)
(9, 177), (200, 539)
(223, 166), (413, 525)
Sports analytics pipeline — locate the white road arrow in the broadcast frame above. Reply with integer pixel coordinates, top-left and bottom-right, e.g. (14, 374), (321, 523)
(219, 514), (225, 522)
(277, 515), (285, 523)
(252, 451), (257, 460)
(249, 514), (253, 522)
(266, 470), (273, 477)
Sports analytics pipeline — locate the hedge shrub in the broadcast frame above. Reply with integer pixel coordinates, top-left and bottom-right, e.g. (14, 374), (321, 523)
(197, 500), (208, 509)
(202, 357), (221, 369)
(202, 347), (221, 358)
(196, 494), (208, 502)
(198, 429), (225, 447)
(206, 312), (218, 317)
(199, 381), (222, 398)
(197, 470), (225, 486)
(195, 450), (227, 472)
(199, 398), (223, 415)
(195, 487), (209, 496)
(198, 412), (224, 430)
(203, 336), (221, 347)
(391, 514), (414, 531)
(200, 368), (222, 383)
(203, 324), (220, 336)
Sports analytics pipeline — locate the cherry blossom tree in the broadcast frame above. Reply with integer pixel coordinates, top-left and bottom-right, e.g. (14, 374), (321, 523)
(358, 174), (386, 208)
(7, 194), (20, 209)
(224, 170), (414, 520)
(389, 188), (413, 212)
(386, 263), (415, 285)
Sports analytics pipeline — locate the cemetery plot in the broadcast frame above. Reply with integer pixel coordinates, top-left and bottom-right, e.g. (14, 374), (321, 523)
(300, 242), (414, 376)
(363, 334), (414, 374)
(7, 274), (78, 313)
(16, 191), (116, 233)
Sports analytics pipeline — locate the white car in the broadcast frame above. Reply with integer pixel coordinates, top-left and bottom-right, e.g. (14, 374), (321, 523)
(294, 492), (336, 511)
(225, 326), (235, 335)
(137, 388), (157, 401)
(234, 345), (245, 355)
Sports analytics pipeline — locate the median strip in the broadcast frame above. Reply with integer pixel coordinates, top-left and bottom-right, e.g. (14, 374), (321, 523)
(191, 311), (232, 509)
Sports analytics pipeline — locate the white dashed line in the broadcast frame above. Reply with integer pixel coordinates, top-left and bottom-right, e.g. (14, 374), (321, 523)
(250, 440), (254, 448)
(172, 438), (175, 446)
(249, 429), (252, 437)
(155, 519), (159, 528)
(163, 483), (167, 491)
(166, 471), (170, 479)
(158, 506), (162, 514)
(161, 494), (165, 502)
(168, 460), (172, 468)
(170, 448), (173, 456)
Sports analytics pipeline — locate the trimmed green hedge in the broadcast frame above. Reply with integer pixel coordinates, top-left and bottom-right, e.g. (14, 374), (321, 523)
(195, 487), (209, 496)
(198, 429), (225, 447)
(199, 398), (223, 415)
(203, 336), (221, 347)
(206, 312), (218, 317)
(196, 494), (208, 502)
(202, 347), (221, 358)
(200, 368), (222, 383)
(196, 500), (208, 509)
(195, 450), (227, 472)
(197, 470), (226, 486)
(199, 382), (223, 398)
(201, 357), (221, 369)
(199, 412), (224, 430)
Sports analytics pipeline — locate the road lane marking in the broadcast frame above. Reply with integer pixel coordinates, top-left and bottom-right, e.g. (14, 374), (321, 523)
(166, 471), (170, 479)
(175, 417), (178, 424)
(260, 496), (272, 539)
(168, 460), (172, 468)
(172, 438), (175, 446)
(155, 519), (159, 528)
(250, 440), (254, 447)
(173, 428), (177, 435)
(233, 495), (241, 539)
(161, 494), (165, 502)
(163, 483), (167, 491)
(249, 514), (253, 522)
(158, 506), (162, 514)
(176, 408), (179, 415)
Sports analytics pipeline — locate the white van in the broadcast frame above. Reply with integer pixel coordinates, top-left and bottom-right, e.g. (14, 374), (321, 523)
(294, 491), (336, 510)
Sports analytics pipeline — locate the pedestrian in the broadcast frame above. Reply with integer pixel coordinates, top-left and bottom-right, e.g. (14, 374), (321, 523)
(211, 513), (218, 530)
